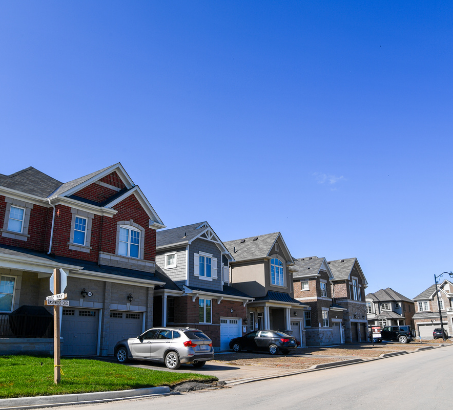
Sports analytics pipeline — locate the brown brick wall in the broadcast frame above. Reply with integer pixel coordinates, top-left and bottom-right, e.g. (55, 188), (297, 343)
(99, 172), (126, 190)
(73, 183), (118, 204)
(293, 277), (318, 299)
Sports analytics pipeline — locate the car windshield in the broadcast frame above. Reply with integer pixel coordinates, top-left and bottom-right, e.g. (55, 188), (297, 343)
(184, 330), (210, 340)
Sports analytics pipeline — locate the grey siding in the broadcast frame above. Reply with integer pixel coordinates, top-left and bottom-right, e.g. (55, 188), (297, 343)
(155, 247), (187, 283)
(189, 238), (222, 291)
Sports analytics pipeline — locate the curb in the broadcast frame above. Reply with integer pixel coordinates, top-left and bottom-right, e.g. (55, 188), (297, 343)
(309, 358), (364, 369)
(0, 386), (170, 409)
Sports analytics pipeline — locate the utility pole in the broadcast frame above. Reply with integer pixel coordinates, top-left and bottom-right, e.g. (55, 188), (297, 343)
(434, 272), (453, 342)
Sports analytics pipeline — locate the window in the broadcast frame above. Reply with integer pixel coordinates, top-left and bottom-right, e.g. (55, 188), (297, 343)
(301, 280), (309, 291)
(378, 319), (387, 327)
(195, 253), (217, 280)
(320, 282), (327, 297)
(79, 310), (96, 317)
(63, 309), (74, 316)
(304, 311), (311, 327)
(165, 253), (177, 268)
(118, 226), (140, 258)
(439, 299), (444, 310)
(73, 217), (87, 245)
(322, 310), (329, 327)
(199, 255), (212, 278)
(110, 312), (123, 318)
(0, 276), (15, 312)
(271, 258), (284, 286)
(352, 278), (358, 300)
(395, 303), (400, 308)
(199, 298), (212, 323)
(366, 302), (373, 314)
(7, 206), (24, 233)
(126, 313), (140, 319)
(418, 301), (430, 312)
(381, 303), (390, 310)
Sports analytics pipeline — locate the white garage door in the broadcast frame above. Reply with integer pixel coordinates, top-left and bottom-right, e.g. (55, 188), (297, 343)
(107, 311), (143, 355)
(418, 324), (446, 339)
(220, 318), (241, 351)
(61, 309), (99, 356)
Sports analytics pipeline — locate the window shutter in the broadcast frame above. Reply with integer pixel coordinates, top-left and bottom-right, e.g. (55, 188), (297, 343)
(212, 257), (217, 279)
(194, 253), (199, 276)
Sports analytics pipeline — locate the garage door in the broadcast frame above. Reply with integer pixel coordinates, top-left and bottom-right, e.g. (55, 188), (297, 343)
(418, 324), (446, 339)
(220, 318), (241, 351)
(107, 311), (143, 355)
(332, 323), (341, 344)
(61, 309), (99, 356)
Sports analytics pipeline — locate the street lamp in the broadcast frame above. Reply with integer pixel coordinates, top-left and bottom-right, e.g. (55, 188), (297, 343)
(434, 271), (453, 341)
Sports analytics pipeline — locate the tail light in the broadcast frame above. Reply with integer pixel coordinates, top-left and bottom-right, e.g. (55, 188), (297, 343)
(297, 340), (301, 346)
(209, 343), (212, 347)
(280, 338), (290, 343)
(184, 340), (197, 347)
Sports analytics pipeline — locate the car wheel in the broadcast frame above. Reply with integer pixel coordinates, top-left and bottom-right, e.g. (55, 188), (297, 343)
(116, 346), (128, 363)
(399, 335), (408, 344)
(232, 343), (241, 353)
(269, 344), (279, 355)
(193, 361), (206, 368)
(165, 351), (181, 370)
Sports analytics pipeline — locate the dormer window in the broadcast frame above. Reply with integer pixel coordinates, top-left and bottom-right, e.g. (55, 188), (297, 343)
(271, 258), (284, 286)
(119, 226), (140, 258)
(320, 282), (327, 297)
(7, 206), (24, 233)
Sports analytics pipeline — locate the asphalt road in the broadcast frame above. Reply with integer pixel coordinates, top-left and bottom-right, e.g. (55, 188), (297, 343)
(53, 346), (453, 410)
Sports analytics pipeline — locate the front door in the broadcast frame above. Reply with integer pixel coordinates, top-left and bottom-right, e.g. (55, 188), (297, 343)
(290, 321), (301, 345)
(257, 313), (263, 330)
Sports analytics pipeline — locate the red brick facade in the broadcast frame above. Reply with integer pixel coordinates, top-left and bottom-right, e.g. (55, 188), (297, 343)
(73, 183), (118, 204)
(99, 172), (126, 190)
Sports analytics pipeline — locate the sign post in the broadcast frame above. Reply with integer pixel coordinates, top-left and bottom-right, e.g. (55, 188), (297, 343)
(53, 268), (61, 384)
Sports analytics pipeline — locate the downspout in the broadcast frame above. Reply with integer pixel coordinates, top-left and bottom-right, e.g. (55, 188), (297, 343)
(47, 198), (56, 254)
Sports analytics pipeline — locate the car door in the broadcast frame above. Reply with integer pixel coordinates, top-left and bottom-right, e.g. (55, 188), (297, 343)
(244, 331), (259, 351)
(151, 329), (174, 360)
(255, 331), (273, 351)
(130, 329), (159, 358)
(381, 327), (390, 340)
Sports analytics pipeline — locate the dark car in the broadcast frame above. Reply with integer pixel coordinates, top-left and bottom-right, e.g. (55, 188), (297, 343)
(433, 328), (448, 339)
(381, 326), (412, 343)
(229, 330), (298, 355)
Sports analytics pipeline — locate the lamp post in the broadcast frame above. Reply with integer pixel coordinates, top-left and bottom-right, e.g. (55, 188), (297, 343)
(434, 271), (453, 341)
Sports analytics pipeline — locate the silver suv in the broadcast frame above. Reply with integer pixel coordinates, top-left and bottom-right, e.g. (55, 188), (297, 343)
(114, 327), (214, 369)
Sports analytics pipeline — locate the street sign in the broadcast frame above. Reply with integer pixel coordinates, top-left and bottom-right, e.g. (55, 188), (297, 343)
(46, 293), (67, 302)
(45, 299), (69, 307)
(49, 269), (67, 294)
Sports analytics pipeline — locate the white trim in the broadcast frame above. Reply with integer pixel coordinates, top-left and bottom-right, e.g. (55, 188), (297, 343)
(270, 257), (285, 287)
(185, 246), (190, 286)
(164, 252), (177, 269)
(7, 205), (25, 234)
(0, 186), (51, 207)
(69, 269), (164, 286)
(188, 224), (234, 261)
(96, 181), (121, 192)
(52, 197), (117, 217)
(198, 297), (212, 324)
(183, 285), (253, 302)
(0, 253), (81, 274)
(97, 309), (102, 356)
(301, 279), (309, 291)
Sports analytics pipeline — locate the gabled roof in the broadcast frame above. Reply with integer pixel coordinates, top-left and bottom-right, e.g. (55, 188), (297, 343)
(366, 288), (413, 303)
(292, 256), (333, 279)
(327, 258), (367, 285)
(0, 167), (62, 198)
(413, 280), (453, 301)
(156, 221), (232, 258)
(49, 163), (134, 198)
(253, 291), (303, 305)
(224, 232), (293, 263)
(376, 311), (405, 320)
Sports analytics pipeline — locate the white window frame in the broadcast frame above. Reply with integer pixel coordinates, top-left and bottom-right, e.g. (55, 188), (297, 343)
(0, 275), (16, 313)
(439, 299), (444, 310)
(73, 216), (87, 246)
(7, 205), (25, 234)
(418, 301), (430, 312)
(320, 281), (327, 297)
(304, 311), (311, 328)
(164, 252), (177, 269)
(381, 302), (391, 311)
(322, 309), (329, 327)
(271, 258), (285, 287)
(366, 302), (373, 314)
(378, 319), (387, 327)
(301, 280), (309, 291)
(199, 297), (212, 324)
(352, 277), (358, 300)
(118, 225), (141, 258)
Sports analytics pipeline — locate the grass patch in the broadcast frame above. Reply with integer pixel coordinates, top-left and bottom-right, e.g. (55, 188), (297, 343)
(0, 355), (216, 399)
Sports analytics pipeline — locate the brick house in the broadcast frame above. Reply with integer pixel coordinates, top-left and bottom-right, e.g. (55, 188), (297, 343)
(327, 258), (368, 343)
(0, 164), (170, 356)
(224, 233), (307, 347)
(153, 222), (252, 351)
(292, 256), (346, 346)
(412, 280), (453, 339)
(365, 288), (414, 329)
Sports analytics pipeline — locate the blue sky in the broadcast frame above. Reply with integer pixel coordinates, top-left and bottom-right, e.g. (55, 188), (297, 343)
(1, 1), (452, 297)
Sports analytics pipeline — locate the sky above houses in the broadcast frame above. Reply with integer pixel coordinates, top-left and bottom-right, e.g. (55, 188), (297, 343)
(1, 1), (452, 298)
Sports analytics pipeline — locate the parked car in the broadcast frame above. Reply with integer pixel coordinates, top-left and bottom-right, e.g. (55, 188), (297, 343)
(114, 327), (214, 369)
(433, 328), (448, 339)
(229, 330), (298, 355)
(380, 326), (412, 343)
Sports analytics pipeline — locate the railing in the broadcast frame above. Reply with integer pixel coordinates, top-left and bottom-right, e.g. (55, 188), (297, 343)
(0, 313), (53, 338)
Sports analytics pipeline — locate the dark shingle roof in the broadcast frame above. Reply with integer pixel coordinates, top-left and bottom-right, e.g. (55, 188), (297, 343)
(184, 285), (252, 299)
(0, 167), (62, 197)
(413, 284), (437, 301)
(327, 258), (357, 280)
(50, 164), (116, 198)
(292, 256), (325, 278)
(156, 222), (206, 248)
(224, 232), (280, 262)
(366, 288), (413, 303)
(375, 311), (405, 320)
(253, 291), (303, 305)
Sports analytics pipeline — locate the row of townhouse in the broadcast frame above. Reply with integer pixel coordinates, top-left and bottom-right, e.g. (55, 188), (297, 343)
(0, 164), (368, 356)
